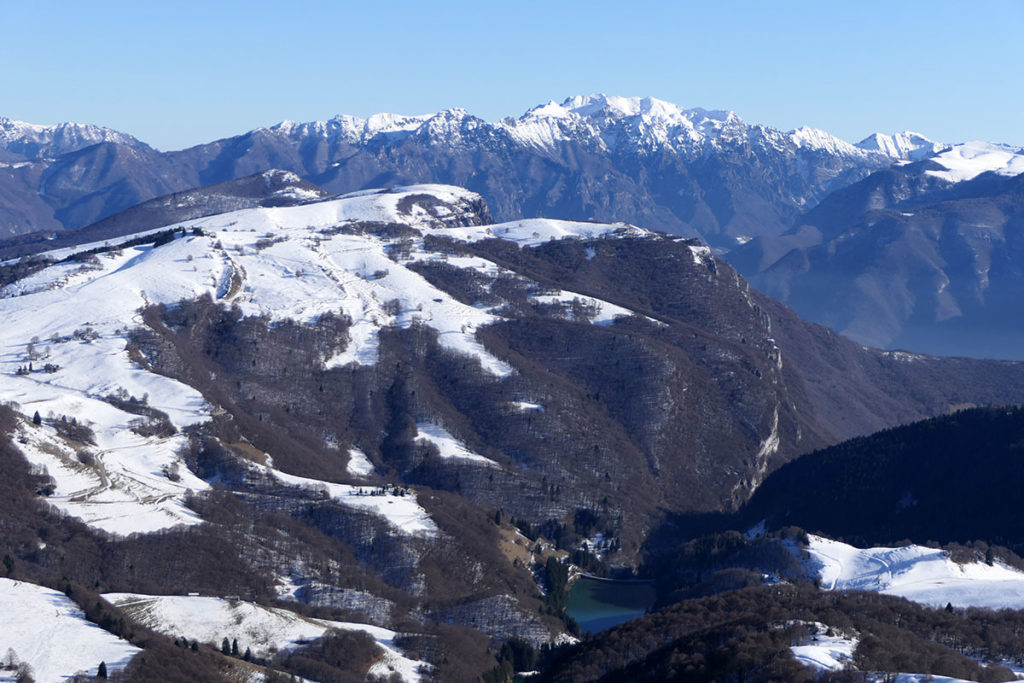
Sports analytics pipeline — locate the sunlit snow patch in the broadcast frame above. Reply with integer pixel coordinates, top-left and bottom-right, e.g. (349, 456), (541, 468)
(346, 447), (375, 478)
(415, 422), (500, 467)
(790, 632), (856, 672)
(103, 593), (429, 681)
(0, 578), (140, 681)
(530, 290), (638, 326)
(433, 217), (650, 247)
(805, 535), (1024, 609)
(13, 414), (206, 535)
(510, 401), (544, 413)
(261, 464), (438, 536)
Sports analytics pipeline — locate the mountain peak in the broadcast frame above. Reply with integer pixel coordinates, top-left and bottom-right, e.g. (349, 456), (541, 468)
(0, 117), (144, 158)
(520, 94), (742, 128)
(855, 130), (941, 160)
(560, 94), (683, 119)
(788, 126), (865, 156)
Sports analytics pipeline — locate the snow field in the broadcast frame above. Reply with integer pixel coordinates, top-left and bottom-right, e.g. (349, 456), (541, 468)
(433, 217), (650, 247)
(790, 633), (857, 672)
(0, 239), (213, 534)
(102, 593), (429, 682)
(415, 421), (499, 467)
(0, 578), (140, 681)
(345, 447), (375, 478)
(806, 535), (1024, 610)
(926, 141), (1024, 183)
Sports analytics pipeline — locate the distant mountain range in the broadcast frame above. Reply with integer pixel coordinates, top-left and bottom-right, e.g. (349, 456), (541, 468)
(2, 96), (1022, 360)
(733, 143), (1024, 358)
(0, 96), (899, 245)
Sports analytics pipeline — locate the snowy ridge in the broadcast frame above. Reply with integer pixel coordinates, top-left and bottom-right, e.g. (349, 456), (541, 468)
(805, 535), (1024, 609)
(507, 94), (871, 159)
(789, 126), (866, 157)
(0, 578), (140, 681)
(256, 94), (886, 162)
(856, 131), (942, 160)
(103, 593), (429, 681)
(0, 117), (143, 158)
(433, 217), (650, 246)
(271, 112), (433, 145)
(925, 141), (1024, 183)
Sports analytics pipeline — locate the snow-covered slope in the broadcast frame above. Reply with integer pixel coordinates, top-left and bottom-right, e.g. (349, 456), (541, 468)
(853, 132), (1024, 182)
(805, 535), (1024, 609)
(0, 578), (139, 681)
(0, 184), (655, 537)
(103, 593), (428, 681)
(925, 141), (1024, 183)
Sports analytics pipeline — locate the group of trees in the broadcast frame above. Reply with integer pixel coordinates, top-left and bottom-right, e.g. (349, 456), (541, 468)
(218, 637), (251, 661)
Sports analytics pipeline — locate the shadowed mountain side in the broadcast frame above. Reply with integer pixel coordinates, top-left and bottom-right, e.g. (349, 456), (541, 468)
(737, 168), (1024, 359)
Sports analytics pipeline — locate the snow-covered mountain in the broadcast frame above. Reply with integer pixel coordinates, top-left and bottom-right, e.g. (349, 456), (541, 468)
(0, 95), (909, 247)
(264, 95), (868, 160)
(924, 140), (1024, 183)
(856, 130), (944, 160)
(193, 94), (893, 248)
(3, 184), (1024, 680)
(0, 117), (146, 160)
(4, 96), (1018, 252)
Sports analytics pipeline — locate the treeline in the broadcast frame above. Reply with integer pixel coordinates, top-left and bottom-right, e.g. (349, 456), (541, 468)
(640, 528), (808, 606)
(741, 406), (1024, 549)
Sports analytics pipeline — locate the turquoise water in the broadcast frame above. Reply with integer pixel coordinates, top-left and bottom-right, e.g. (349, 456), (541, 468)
(566, 576), (657, 634)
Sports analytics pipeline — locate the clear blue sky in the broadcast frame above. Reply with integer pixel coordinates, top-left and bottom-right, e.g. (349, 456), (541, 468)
(2, 0), (1021, 151)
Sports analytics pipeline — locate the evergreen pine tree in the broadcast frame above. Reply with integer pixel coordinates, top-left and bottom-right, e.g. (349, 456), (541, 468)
(97, 661), (107, 679)
(232, 638), (238, 656)
(32, 411), (40, 426)
(221, 637), (230, 654)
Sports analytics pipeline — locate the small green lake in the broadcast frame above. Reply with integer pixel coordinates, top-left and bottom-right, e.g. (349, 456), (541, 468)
(566, 575), (657, 634)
